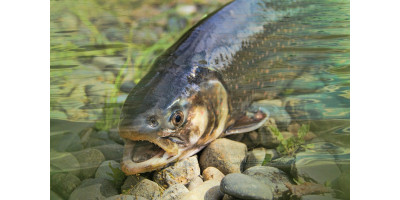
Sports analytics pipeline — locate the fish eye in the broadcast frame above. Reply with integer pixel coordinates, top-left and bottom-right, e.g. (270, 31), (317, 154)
(171, 110), (184, 127)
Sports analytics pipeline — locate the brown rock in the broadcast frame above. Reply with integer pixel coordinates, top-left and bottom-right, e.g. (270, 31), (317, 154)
(188, 176), (204, 191)
(202, 167), (225, 181)
(199, 138), (247, 174)
(126, 179), (163, 199)
(180, 180), (224, 200)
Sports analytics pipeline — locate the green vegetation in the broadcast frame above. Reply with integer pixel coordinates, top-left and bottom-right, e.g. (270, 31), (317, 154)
(268, 124), (312, 156)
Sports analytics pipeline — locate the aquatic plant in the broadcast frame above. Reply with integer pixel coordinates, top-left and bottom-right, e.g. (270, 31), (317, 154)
(268, 124), (311, 157)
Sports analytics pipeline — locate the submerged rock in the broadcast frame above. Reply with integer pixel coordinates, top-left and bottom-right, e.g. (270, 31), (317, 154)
(93, 143), (124, 162)
(121, 175), (146, 192)
(95, 160), (125, 188)
(161, 184), (189, 200)
(51, 173), (81, 199)
(50, 151), (80, 177)
(125, 179), (163, 200)
(153, 155), (200, 188)
(72, 148), (105, 180)
(200, 138), (247, 174)
(244, 147), (278, 170)
(69, 178), (118, 200)
(105, 195), (142, 200)
(220, 173), (273, 200)
(266, 156), (295, 174)
(244, 166), (291, 199)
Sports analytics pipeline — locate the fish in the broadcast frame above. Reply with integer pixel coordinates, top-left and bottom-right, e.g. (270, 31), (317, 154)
(118, 0), (349, 175)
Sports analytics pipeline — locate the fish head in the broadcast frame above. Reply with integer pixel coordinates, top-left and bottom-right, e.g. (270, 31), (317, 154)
(119, 65), (229, 175)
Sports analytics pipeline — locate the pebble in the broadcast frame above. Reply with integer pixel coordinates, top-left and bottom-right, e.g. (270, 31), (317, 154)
(69, 178), (118, 200)
(93, 143), (124, 162)
(154, 155), (200, 187)
(72, 148), (105, 179)
(121, 175), (146, 192)
(108, 128), (124, 145)
(50, 150), (80, 177)
(161, 184), (189, 200)
(50, 173), (81, 199)
(50, 190), (63, 200)
(187, 176), (203, 191)
(244, 166), (291, 199)
(86, 130), (116, 148)
(199, 138), (247, 174)
(266, 156), (295, 174)
(126, 179), (163, 199)
(202, 167), (225, 181)
(257, 126), (281, 149)
(50, 131), (83, 152)
(181, 180), (224, 200)
(244, 148), (278, 170)
(220, 173), (273, 200)
(105, 195), (143, 200)
(95, 160), (126, 188)
(119, 81), (136, 93)
(292, 151), (341, 185)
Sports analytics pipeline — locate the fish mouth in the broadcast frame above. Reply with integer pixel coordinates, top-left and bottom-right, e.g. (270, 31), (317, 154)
(121, 139), (182, 175)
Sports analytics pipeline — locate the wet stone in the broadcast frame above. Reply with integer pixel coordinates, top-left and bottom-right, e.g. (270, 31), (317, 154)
(50, 131), (83, 152)
(244, 147), (278, 170)
(72, 148), (105, 180)
(50, 173), (81, 199)
(187, 176), (203, 191)
(69, 178), (118, 200)
(105, 194), (141, 200)
(126, 179), (163, 200)
(95, 160), (126, 189)
(121, 175), (145, 192)
(93, 143), (124, 162)
(200, 138), (247, 174)
(50, 190), (63, 200)
(161, 184), (189, 200)
(108, 128), (124, 145)
(202, 167), (225, 182)
(244, 166), (291, 199)
(181, 180), (224, 200)
(50, 150), (80, 177)
(266, 156), (295, 174)
(220, 173), (273, 200)
(154, 155), (200, 187)
(119, 81), (136, 93)
(300, 194), (341, 200)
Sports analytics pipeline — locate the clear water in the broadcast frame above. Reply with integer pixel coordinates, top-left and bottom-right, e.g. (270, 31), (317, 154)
(50, 0), (349, 199)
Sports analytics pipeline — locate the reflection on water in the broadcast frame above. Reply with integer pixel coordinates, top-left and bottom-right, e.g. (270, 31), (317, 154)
(51, 0), (349, 199)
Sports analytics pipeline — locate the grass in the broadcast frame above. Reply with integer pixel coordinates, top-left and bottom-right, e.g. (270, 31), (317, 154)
(268, 124), (312, 157)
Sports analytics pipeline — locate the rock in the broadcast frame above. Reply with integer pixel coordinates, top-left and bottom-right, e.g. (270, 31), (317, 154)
(202, 167), (225, 182)
(187, 176), (203, 191)
(154, 155), (200, 188)
(106, 195), (147, 200)
(51, 173), (81, 199)
(222, 195), (241, 200)
(95, 160), (126, 188)
(93, 143), (124, 162)
(220, 173), (273, 200)
(126, 179), (163, 199)
(50, 131), (83, 152)
(199, 138), (247, 174)
(244, 166), (291, 199)
(50, 150), (80, 177)
(86, 130), (116, 148)
(181, 180), (224, 200)
(73, 148), (106, 179)
(266, 156), (295, 174)
(121, 175), (146, 192)
(85, 83), (115, 106)
(69, 178), (118, 200)
(292, 150), (341, 185)
(50, 190), (63, 200)
(300, 194), (341, 200)
(161, 184), (189, 200)
(257, 125), (281, 149)
(244, 148), (278, 170)
(108, 128), (124, 145)
(119, 81), (136, 93)
(105, 195), (143, 200)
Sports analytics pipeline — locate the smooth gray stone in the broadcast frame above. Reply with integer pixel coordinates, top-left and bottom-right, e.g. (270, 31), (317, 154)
(51, 173), (81, 199)
(220, 173), (273, 200)
(69, 178), (118, 200)
(95, 160), (125, 188)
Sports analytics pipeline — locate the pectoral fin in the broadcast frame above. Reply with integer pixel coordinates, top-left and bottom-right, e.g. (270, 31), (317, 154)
(224, 106), (270, 135)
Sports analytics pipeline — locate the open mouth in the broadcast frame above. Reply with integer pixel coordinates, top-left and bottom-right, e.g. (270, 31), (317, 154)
(121, 139), (180, 175)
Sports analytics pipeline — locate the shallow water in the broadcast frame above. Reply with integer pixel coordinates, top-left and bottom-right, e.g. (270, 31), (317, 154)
(51, 0), (349, 199)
